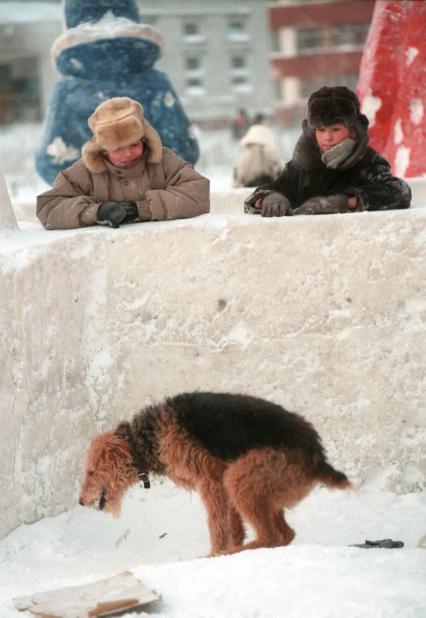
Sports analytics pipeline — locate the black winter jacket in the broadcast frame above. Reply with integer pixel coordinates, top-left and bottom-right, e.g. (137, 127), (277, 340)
(245, 122), (411, 212)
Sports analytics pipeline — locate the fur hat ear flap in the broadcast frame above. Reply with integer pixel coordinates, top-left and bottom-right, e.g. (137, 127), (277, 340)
(143, 120), (163, 164)
(81, 138), (108, 173)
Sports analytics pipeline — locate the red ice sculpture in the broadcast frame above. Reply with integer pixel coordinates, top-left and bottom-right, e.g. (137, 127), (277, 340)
(357, 0), (426, 178)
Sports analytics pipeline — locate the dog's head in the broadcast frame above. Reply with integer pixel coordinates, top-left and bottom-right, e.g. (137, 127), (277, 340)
(79, 430), (139, 516)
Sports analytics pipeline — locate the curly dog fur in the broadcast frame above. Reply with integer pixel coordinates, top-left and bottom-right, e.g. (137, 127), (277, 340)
(79, 392), (350, 555)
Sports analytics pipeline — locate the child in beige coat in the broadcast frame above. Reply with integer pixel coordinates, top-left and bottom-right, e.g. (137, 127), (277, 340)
(37, 97), (209, 230)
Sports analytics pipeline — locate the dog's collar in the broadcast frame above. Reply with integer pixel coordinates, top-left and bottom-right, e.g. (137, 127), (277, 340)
(124, 431), (151, 489)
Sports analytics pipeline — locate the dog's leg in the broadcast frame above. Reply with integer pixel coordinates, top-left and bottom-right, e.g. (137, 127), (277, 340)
(272, 510), (295, 545)
(198, 480), (241, 555)
(229, 505), (245, 547)
(223, 449), (298, 554)
(229, 501), (292, 554)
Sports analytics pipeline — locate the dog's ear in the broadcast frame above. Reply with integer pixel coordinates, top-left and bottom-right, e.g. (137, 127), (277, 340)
(115, 421), (132, 441)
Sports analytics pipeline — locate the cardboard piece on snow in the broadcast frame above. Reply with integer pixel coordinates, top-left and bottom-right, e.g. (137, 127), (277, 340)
(13, 570), (160, 618)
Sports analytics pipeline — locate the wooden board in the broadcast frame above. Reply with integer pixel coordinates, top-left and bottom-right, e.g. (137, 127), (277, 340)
(13, 570), (160, 618)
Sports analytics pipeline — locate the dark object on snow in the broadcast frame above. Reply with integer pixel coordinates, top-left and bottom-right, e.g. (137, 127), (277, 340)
(351, 538), (404, 549)
(36, 0), (199, 185)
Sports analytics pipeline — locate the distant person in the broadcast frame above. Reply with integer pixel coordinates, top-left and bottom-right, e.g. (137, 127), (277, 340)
(244, 86), (411, 217)
(231, 108), (250, 141)
(233, 124), (282, 188)
(37, 97), (209, 230)
(251, 112), (266, 125)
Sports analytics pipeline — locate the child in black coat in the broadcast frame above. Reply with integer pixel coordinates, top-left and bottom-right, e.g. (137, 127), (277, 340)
(244, 86), (411, 217)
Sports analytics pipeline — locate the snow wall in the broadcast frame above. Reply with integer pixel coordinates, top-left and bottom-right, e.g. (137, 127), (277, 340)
(1, 192), (426, 539)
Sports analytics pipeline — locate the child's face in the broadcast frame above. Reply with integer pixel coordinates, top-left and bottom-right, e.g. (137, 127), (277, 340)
(315, 124), (355, 153)
(104, 140), (144, 168)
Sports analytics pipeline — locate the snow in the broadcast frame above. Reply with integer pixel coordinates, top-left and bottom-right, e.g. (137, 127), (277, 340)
(1, 478), (425, 617)
(406, 47), (419, 66)
(393, 119), (403, 145)
(1, 122), (426, 617)
(360, 93), (382, 128)
(394, 145), (411, 178)
(46, 137), (81, 165)
(409, 99), (424, 126)
(51, 13), (165, 60)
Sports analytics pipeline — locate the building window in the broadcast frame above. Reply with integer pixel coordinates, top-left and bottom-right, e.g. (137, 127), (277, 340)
(330, 23), (371, 47)
(300, 74), (358, 99)
(183, 22), (199, 37)
(232, 75), (248, 86)
(0, 57), (41, 125)
(297, 27), (324, 52)
(186, 77), (203, 88)
(229, 52), (251, 91)
(228, 17), (249, 41)
(186, 56), (201, 71)
(184, 52), (204, 95)
(185, 75), (205, 96)
(182, 19), (205, 44)
(231, 54), (246, 69)
(298, 23), (370, 53)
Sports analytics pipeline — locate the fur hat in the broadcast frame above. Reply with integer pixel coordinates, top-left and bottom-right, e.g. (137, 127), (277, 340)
(307, 86), (369, 130)
(82, 97), (163, 172)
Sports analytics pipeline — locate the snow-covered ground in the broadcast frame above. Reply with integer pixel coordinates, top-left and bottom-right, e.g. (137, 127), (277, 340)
(1, 477), (426, 617)
(1, 124), (426, 617)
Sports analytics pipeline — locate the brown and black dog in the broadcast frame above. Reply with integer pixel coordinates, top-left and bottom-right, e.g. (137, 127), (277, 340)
(79, 391), (350, 555)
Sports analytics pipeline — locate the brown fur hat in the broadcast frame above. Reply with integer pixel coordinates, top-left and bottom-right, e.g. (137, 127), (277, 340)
(82, 97), (163, 173)
(307, 86), (369, 130)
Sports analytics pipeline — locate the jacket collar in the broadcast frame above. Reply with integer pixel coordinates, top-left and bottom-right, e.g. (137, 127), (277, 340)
(104, 157), (147, 178)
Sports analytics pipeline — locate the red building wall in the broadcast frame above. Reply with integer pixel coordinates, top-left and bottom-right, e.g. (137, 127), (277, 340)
(269, 1), (375, 29)
(269, 0), (375, 124)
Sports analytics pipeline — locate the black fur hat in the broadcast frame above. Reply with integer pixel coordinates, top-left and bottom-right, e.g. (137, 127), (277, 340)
(307, 86), (369, 130)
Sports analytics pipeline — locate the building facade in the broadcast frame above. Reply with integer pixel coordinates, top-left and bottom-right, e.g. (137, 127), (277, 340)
(140, 0), (273, 126)
(268, 0), (375, 125)
(0, 0), (274, 128)
(0, 1), (62, 124)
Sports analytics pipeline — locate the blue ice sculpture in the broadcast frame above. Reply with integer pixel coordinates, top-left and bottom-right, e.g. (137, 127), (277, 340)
(36, 0), (200, 185)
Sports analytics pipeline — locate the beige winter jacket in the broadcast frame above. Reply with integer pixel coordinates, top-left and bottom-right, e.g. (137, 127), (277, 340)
(37, 147), (210, 230)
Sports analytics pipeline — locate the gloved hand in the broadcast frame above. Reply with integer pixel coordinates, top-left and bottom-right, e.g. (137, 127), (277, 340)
(293, 195), (350, 215)
(97, 201), (139, 228)
(259, 192), (291, 217)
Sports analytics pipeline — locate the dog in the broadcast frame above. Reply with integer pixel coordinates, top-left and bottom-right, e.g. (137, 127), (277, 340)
(79, 392), (350, 555)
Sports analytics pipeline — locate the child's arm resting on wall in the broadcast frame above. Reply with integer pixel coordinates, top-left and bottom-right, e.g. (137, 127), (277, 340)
(343, 153), (412, 211)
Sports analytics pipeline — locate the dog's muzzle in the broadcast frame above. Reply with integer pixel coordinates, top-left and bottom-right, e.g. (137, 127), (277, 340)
(79, 488), (107, 510)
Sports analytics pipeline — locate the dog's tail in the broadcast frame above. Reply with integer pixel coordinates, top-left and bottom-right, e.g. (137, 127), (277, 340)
(315, 462), (351, 489)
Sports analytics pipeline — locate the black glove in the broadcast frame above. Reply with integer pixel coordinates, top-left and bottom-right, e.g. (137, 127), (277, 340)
(260, 192), (291, 217)
(97, 201), (139, 228)
(293, 195), (350, 215)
